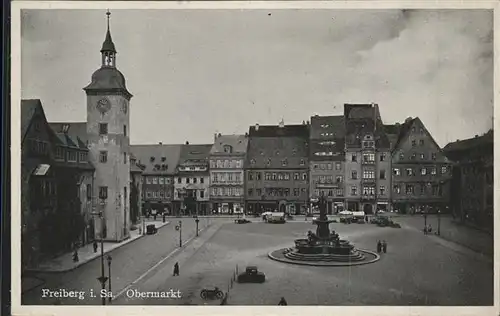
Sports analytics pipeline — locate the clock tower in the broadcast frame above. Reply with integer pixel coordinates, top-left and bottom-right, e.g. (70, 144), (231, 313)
(84, 10), (132, 242)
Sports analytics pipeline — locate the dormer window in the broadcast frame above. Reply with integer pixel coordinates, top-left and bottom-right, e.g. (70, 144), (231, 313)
(62, 124), (70, 133)
(282, 159), (288, 166)
(150, 157), (155, 162)
(250, 159), (256, 165)
(223, 145), (233, 153)
(300, 159), (305, 166)
(161, 157), (166, 162)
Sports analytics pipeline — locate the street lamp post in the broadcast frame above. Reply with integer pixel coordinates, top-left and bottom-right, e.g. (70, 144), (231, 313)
(91, 209), (107, 305)
(179, 220), (183, 247)
(107, 255), (112, 303)
(424, 210), (427, 231)
(195, 216), (200, 237)
(437, 210), (441, 236)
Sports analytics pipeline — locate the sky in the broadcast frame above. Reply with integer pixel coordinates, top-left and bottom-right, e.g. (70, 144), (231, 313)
(21, 9), (493, 146)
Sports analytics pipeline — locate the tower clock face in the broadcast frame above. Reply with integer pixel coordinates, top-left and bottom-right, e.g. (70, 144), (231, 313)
(121, 100), (128, 114)
(96, 98), (111, 113)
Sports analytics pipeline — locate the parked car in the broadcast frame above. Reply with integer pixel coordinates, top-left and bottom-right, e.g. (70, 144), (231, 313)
(237, 266), (266, 283)
(146, 224), (157, 235)
(235, 218), (251, 224)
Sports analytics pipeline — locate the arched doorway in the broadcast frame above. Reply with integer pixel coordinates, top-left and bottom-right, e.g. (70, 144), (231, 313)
(279, 203), (286, 213)
(363, 203), (373, 215)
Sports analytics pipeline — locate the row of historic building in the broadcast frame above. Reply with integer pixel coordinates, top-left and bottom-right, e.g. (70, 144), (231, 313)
(130, 103), (456, 218)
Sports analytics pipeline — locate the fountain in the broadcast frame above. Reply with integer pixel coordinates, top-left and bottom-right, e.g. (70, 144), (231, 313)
(268, 195), (380, 266)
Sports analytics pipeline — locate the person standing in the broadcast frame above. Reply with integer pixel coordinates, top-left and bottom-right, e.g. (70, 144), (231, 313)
(377, 240), (382, 253)
(93, 240), (98, 253)
(278, 297), (288, 305)
(173, 262), (180, 276)
(382, 240), (387, 253)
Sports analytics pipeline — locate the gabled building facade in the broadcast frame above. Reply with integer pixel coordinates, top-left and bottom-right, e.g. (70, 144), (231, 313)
(309, 115), (346, 214)
(343, 104), (392, 214)
(209, 134), (248, 214)
(130, 143), (182, 215)
(174, 143), (212, 215)
(443, 130), (493, 231)
(245, 122), (310, 215)
(386, 117), (452, 214)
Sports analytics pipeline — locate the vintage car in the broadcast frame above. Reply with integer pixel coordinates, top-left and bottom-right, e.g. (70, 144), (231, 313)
(237, 266), (266, 283)
(235, 218), (251, 224)
(146, 224), (158, 235)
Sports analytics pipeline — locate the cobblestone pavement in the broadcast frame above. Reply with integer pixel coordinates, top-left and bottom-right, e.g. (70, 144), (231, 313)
(21, 217), (228, 305)
(116, 221), (493, 306)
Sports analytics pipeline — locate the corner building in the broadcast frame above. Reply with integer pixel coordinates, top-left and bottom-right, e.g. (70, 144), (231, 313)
(83, 18), (132, 241)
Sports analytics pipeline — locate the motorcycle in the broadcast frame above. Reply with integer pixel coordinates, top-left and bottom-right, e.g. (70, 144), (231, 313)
(200, 287), (224, 300)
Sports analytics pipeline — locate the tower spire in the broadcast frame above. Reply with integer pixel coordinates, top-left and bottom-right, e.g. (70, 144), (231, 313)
(101, 9), (117, 67)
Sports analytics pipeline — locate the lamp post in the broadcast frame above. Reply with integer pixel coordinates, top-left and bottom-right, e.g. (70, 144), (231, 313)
(437, 210), (441, 236)
(106, 255), (112, 303)
(423, 208), (427, 232)
(178, 220), (183, 247)
(91, 208), (107, 305)
(195, 216), (200, 237)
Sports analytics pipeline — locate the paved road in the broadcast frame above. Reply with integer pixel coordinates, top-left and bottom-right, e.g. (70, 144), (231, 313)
(115, 221), (493, 306)
(21, 217), (220, 305)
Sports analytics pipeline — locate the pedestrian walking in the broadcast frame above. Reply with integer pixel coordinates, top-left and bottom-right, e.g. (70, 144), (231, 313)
(428, 224), (432, 233)
(278, 297), (288, 305)
(93, 240), (98, 253)
(423, 226), (428, 235)
(377, 240), (382, 253)
(173, 262), (180, 276)
(382, 240), (387, 253)
(72, 249), (79, 262)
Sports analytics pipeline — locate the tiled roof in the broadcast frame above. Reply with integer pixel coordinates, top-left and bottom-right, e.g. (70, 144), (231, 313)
(84, 67), (132, 98)
(309, 115), (345, 139)
(179, 144), (213, 166)
(443, 130), (494, 153)
(248, 124), (309, 138)
(130, 144), (183, 175)
(309, 138), (345, 161)
(49, 122), (88, 149)
(210, 134), (249, 155)
(21, 99), (44, 143)
(246, 137), (309, 169)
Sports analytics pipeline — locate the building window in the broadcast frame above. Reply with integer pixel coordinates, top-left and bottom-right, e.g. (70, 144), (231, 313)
(282, 159), (288, 166)
(186, 178), (190, 184)
(405, 184), (414, 194)
(336, 188), (343, 196)
(67, 150), (77, 162)
(177, 177), (181, 184)
(412, 140), (416, 147)
(99, 151), (108, 163)
(393, 168), (400, 176)
(351, 185), (357, 195)
(248, 188), (253, 196)
(363, 153), (375, 163)
(256, 188), (262, 196)
(432, 184), (439, 195)
(250, 159), (256, 165)
(431, 167), (437, 175)
(419, 153), (425, 160)
(99, 123), (108, 135)
(272, 173), (277, 180)
(294, 188), (299, 196)
(335, 162), (341, 170)
(420, 185), (426, 195)
(55, 147), (64, 160)
(86, 184), (92, 200)
(421, 168), (427, 176)
(335, 176), (343, 183)
(223, 145), (233, 153)
(380, 153), (386, 161)
(200, 177), (204, 184)
(146, 177), (151, 184)
(351, 171), (358, 180)
(393, 185), (401, 194)
(363, 186), (375, 195)
(380, 186), (386, 195)
(300, 159), (305, 166)
(363, 170), (375, 179)
(153, 177), (158, 184)
(302, 173), (307, 181)
(431, 153), (437, 160)
(411, 153), (417, 160)
(406, 168), (413, 176)
(327, 163), (332, 170)
(294, 173), (299, 180)
(379, 170), (386, 179)
(193, 177), (198, 184)
(79, 152), (87, 163)
(399, 153), (404, 160)
(99, 186), (108, 199)
(248, 172), (253, 180)
(419, 139), (424, 146)
(256, 172), (261, 180)
(200, 190), (205, 199)
(441, 166), (448, 174)
(159, 177), (164, 184)
(351, 154), (357, 162)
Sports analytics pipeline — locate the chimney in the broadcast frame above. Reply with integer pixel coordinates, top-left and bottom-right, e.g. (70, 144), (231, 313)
(475, 135), (478, 138)
(214, 133), (218, 142)
(159, 142), (162, 145)
(218, 133), (222, 137)
(245, 132), (249, 137)
(255, 123), (260, 131)
(185, 141), (189, 145)
(307, 120), (310, 125)
(405, 117), (413, 123)
(302, 120), (306, 125)
(279, 118), (285, 128)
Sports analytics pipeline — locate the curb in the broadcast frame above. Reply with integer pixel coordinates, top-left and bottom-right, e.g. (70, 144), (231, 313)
(268, 248), (381, 267)
(26, 221), (172, 274)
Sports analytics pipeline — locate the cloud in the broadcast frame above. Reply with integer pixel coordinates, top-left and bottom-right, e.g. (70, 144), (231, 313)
(20, 9), (493, 146)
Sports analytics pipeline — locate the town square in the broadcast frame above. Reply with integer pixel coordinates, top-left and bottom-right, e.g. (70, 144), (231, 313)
(18, 7), (493, 307)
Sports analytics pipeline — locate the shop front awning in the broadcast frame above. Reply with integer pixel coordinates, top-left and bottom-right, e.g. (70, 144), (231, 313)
(32, 164), (50, 176)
